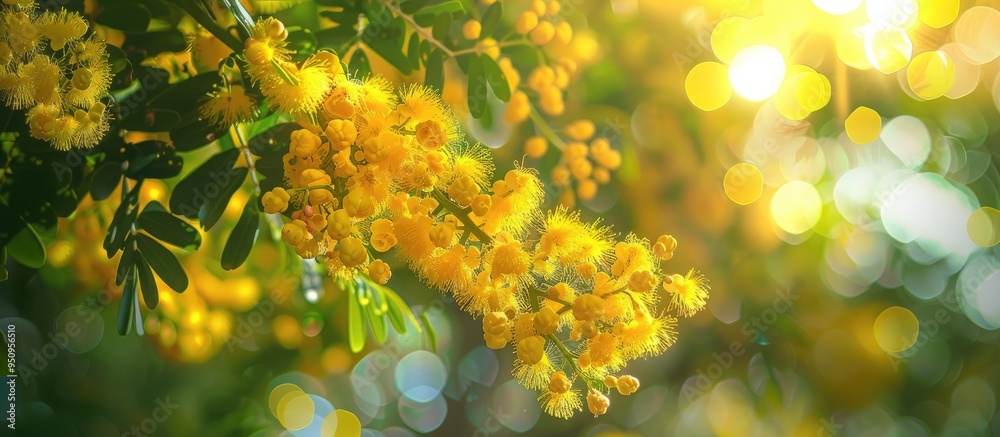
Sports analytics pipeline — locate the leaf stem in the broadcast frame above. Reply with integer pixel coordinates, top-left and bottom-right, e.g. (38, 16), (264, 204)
(378, 0), (456, 58)
(529, 106), (567, 151)
(431, 189), (492, 245)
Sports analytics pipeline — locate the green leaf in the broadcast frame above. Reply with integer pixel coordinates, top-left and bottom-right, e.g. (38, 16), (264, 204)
(136, 233), (188, 292)
(480, 54), (510, 102)
(367, 301), (389, 344)
(135, 253), (159, 309)
(479, 1), (503, 37)
(424, 49), (445, 91)
(431, 12), (451, 43)
(421, 312), (437, 353)
(97, 1), (151, 33)
(7, 224), (45, 269)
(407, 32), (422, 70)
(466, 55), (487, 118)
(285, 27), (318, 60)
(126, 140), (183, 179)
(138, 204), (202, 250)
(361, 17), (412, 74)
(197, 169), (247, 231)
(105, 43), (130, 74)
(91, 161), (123, 201)
(169, 148), (240, 219)
(349, 49), (371, 79)
(414, 0), (464, 22)
(103, 180), (141, 258)
(348, 285), (366, 353)
(117, 267), (137, 336)
(382, 286), (419, 335)
(221, 196), (260, 271)
(400, 0), (430, 14)
(123, 30), (188, 56)
(116, 237), (135, 286)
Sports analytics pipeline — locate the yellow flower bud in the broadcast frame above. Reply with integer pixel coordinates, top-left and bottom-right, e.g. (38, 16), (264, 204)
(581, 320), (599, 338)
(530, 0), (546, 15)
(326, 209), (352, 240)
(628, 270), (656, 293)
(653, 235), (677, 260)
(528, 66), (555, 92)
(338, 237), (366, 267)
(577, 178), (598, 201)
(551, 166), (571, 187)
(266, 18), (287, 40)
(616, 375), (639, 396)
(539, 86), (565, 115)
(71, 67), (92, 90)
(516, 335), (545, 365)
(462, 20), (482, 40)
(576, 262), (597, 279)
(530, 21), (555, 45)
(504, 91), (530, 124)
(569, 159), (592, 180)
(361, 135), (390, 163)
(290, 129), (324, 158)
(515, 11), (539, 35)
(448, 175), (480, 207)
(429, 223), (455, 248)
(587, 391), (610, 416)
(564, 120), (595, 141)
(483, 311), (510, 336)
(321, 93), (355, 120)
(533, 306), (560, 335)
(281, 220), (307, 246)
(368, 259), (391, 284)
(261, 187), (291, 214)
(295, 238), (319, 259)
(603, 375), (618, 389)
(324, 119), (357, 151)
(554, 21), (573, 45)
(524, 136), (548, 159)
(572, 293), (604, 321)
(549, 371), (571, 394)
(244, 39), (273, 66)
(594, 167), (611, 185)
(471, 193), (492, 216)
(344, 189), (374, 218)
(415, 119), (448, 149)
(546, 0), (561, 16)
(594, 149), (622, 170)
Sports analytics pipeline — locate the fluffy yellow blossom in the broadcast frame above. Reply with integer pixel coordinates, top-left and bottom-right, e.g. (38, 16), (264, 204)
(664, 269), (710, 317)
(255, 17), (707, 418)
(199, 85), (257, 128)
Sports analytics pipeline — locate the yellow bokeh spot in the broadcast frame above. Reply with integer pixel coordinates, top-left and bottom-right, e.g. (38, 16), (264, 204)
(774, 66), (831, 120)
(836, 30), (872, 70)
(729, 45), (786, 102)
(273, 314), (304, 349)
(321, 346), (353, 374)
(685, 62), (732, 111)
(906, 51), (955, 100)
(325, 409), (361, 437)
(771, 181), (822, 234)
(967, 207), (1000, 247)
(874, 306), (919, 353)
(711, 16), (750, 64)
(269, 383), (304, 417)
(762, 0), (815, 33)
(865, 28), (912, 74)
(724, 163), (764, 206)
(954, 6), (1000, 65)
(276, 390), (315, 430)
(918, 0), (958, 28)
(845, 106), (882, 144)
(813, 0), (861, 15)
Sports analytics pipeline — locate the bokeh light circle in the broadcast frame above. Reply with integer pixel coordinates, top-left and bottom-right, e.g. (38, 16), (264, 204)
(881, 116), (930, 168)
(874, 306), (919, 353)
(940, 43), (980, 99)
(918, 0), (958, 28)
(724, 163), (764, 205)
(954, 7), (1000, 64)
(711, 16), (750, 64)
(394, 350), (447, 402)
(398, 394), (447, 433)
(276, 389), (315, 430)
(906, 51), (955, 100)
(685, 62), (732, 111)
(813, 0), (861, 16)
(771, 180), (822, 234)
(866, 0), (918, 29)
(967, 207), (1000, 247)
(865, 27), (913, 74)
(728, 45), (786, 101)
(845, 106), (882, 144)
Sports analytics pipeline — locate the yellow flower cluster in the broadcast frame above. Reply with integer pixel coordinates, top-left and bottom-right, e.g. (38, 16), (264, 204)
(0, 1), (111, 149)
(247, 17), (708, 419)
(524, 119), (623, 206)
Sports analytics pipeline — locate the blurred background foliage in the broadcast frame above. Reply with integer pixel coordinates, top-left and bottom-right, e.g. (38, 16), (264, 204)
(2, 0), (1000, 436)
